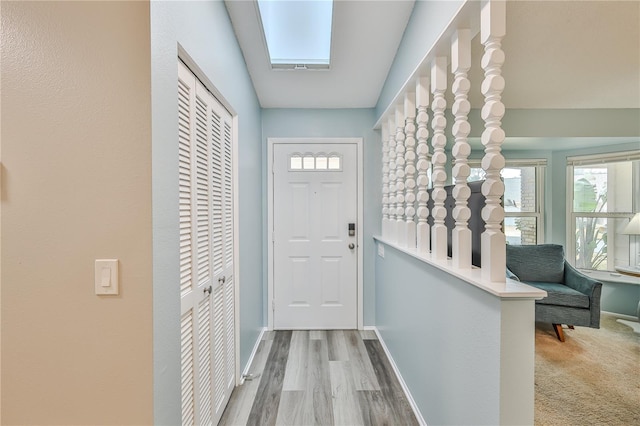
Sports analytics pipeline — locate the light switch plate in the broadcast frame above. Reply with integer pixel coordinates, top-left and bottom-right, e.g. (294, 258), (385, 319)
(377, 243), (385, 258)
(95, 259), (119, 295)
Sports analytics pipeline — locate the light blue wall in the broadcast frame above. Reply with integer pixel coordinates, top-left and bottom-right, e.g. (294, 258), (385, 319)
(492, 109), (640, 139)
(375, 0), (464, 120)
(151, 1), (263, 423)
(601, 283), (640, 318)
(375, 243), (502, 425)
(261, 109), (381, 325)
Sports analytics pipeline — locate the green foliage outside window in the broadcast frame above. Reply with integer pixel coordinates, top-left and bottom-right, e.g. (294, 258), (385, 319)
(574, 177), (607, 270)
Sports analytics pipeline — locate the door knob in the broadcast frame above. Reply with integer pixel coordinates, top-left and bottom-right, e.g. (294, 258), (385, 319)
(349, 243), (355, 249)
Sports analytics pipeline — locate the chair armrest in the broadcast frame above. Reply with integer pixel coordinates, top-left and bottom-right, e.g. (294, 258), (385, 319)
(506, 267), (520, 281)
(564, 261), (603, 327)
(564, 262), (602, 297)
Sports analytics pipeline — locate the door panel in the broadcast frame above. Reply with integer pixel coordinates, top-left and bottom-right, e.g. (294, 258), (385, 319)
(273, 143), (357, 329)
(178, 60), (235, 426)
(320, 257), (341, 304)
(291, 183), (311, 238)
(290, 257), (311, 305)
(320, 183), (342, 238)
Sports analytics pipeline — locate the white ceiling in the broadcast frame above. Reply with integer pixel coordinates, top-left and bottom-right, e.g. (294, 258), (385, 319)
(225, 0), (415, 108)
(481, 0), (640, 110)
(226, 0), (639, 111)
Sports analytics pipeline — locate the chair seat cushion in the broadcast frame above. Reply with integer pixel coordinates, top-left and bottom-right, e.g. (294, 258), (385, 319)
(525, 281), (590, 308)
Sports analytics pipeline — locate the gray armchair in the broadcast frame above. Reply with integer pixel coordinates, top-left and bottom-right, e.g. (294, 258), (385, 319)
(506, 244), (602, 342)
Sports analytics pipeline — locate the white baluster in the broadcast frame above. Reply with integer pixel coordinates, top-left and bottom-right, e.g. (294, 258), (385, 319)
(430, 57), (448, 260)
(480, 0), (507, 282)
(381, 124), (390, 238)
(416, 76), (431, 255)
(387, 116), (398, 242)
(451, 29), (472, 269)
(404, 92), (417, 249)
(395, 105), (407, 247)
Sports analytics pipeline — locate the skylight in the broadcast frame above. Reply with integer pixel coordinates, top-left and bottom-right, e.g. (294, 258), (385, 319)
(257, 0), (333, 69)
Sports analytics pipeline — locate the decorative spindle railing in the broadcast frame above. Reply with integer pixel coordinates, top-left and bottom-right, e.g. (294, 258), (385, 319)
(430, 56), (448, 260)
(451, 29), (472, 269)
(395, 105), (407, 247)
(479, 0), (507, 282)
(382, 125), (390, 238)
(377, 0), (507, 282)
(404, 92), (417, 249)
(387, 116), (398, 242)
(415, 76), (431, 255)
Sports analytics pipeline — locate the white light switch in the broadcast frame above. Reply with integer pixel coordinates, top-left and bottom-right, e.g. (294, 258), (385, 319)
(101, 267), (111, 287)
(95, 259), (118, 295)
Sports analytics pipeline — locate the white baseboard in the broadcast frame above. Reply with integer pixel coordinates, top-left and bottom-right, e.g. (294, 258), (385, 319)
(602, 310), (639, 322)
(240, 327), (267, 385)
(372, 327), (427, 426)
(363, 325), (376, 331)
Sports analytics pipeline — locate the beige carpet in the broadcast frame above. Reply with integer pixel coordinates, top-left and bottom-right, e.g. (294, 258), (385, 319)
(535, 313), (640, 425)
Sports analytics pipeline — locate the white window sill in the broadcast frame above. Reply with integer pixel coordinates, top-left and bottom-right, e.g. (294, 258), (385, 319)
(579, 269), (640, 285)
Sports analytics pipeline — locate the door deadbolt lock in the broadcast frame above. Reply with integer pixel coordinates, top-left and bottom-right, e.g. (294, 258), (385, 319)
(348, 223), (355, 236)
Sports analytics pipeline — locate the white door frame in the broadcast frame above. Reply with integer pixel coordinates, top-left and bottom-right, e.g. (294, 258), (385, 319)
(267, 137), (364, 330)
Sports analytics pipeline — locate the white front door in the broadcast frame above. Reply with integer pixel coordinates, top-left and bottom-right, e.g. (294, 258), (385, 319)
(273, 143), (358, 329)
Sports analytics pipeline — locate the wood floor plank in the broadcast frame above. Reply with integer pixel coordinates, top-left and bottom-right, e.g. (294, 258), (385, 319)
(359, 329), (378, 340)
(274, 391), (306, 425)
(364, 340), (418, 426)
(330, 361), (365, 426)
(224, 329), (417, 426)
(262, 330), (275, 341)
(219, 339), (273, 426)
(327, 330), (350, 361)
(246, 330), (292, 426)
(358, 390), (393, 426)
(310, 330), (326, 340)
(282, 331), (309, 391)
(344, 330), (381, 391)
(305, 338), (334, 425)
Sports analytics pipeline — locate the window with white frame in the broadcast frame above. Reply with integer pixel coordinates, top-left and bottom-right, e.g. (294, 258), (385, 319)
(289, 152), (342, 171)
(469, 159), (546, 245)
(567, 151), (639, 272)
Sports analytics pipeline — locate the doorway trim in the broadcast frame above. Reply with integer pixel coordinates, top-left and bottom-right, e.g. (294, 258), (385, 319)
(267, 137), (364, 331)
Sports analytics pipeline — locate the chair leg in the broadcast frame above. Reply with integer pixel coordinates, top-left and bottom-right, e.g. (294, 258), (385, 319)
(552, 323), (565, 342)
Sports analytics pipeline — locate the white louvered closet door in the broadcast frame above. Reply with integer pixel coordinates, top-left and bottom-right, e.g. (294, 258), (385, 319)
(178, 61), (235, 426)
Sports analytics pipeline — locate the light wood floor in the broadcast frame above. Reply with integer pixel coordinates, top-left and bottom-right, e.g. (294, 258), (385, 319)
(219, 330), (419, 426)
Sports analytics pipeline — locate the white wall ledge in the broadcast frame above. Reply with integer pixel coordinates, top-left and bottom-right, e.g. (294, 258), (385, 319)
(581, 269), (640, 285)
(374, 236), (547, 300)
